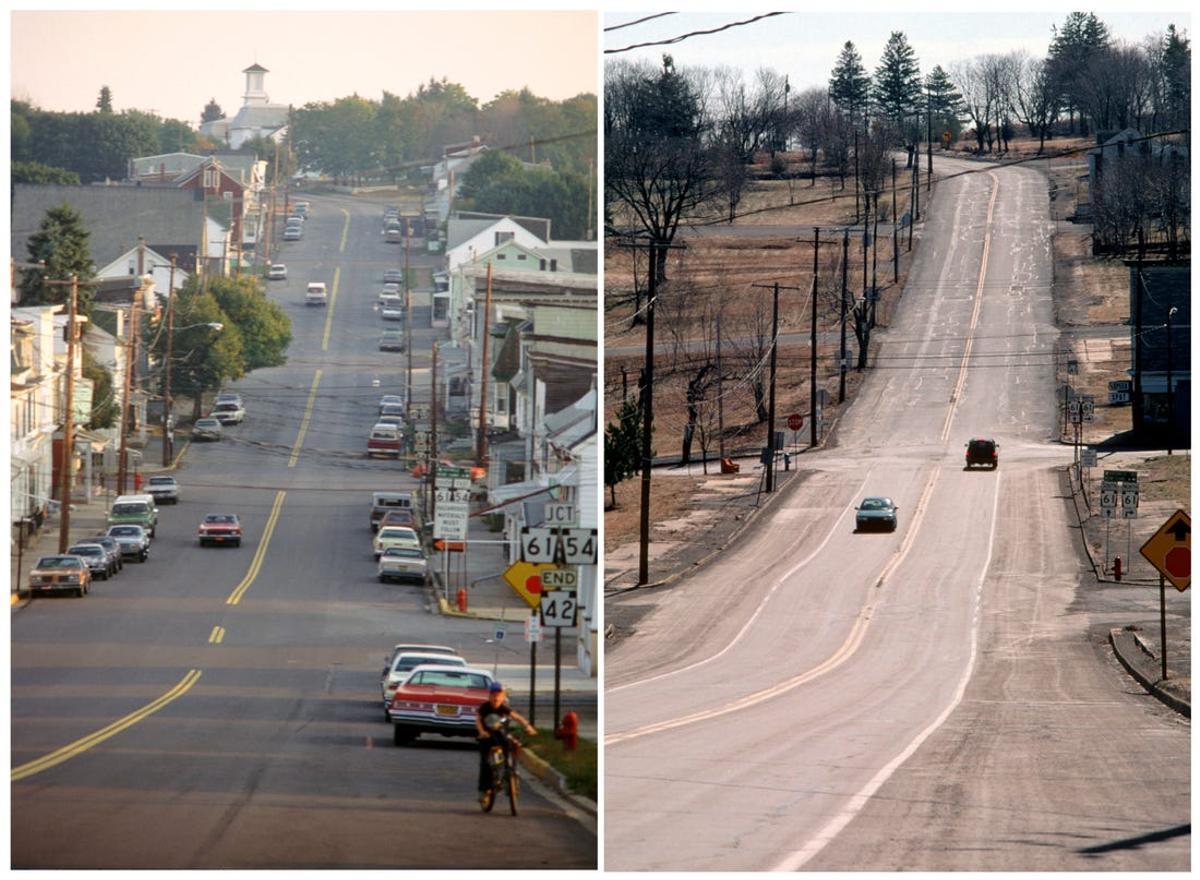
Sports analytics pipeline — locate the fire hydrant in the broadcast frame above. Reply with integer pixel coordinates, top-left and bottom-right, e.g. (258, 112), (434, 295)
(456, 588), (468, 612)
(133, 472), (143, 492)
(555, 711), (579, 751)
(1113, 556), (1122, 582)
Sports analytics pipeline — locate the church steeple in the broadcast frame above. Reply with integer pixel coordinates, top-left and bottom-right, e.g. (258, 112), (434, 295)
(242, 63), (269, 106)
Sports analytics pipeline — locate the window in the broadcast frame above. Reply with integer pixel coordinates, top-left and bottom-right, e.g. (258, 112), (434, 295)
(516, 254), (527, 261)
(539, 259), (546, 271)
(550, 259), (558, 272)
(496, 253), (506, 260)
(494, 231), (514, 246)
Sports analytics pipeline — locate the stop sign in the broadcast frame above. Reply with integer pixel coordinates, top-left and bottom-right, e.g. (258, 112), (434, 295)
(1165, 547), (1190, 579)
(787, 413), (803, 431)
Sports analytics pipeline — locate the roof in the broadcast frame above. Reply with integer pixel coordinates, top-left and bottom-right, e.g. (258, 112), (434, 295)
(491, 319), (530, 383)
(229, 104), (289, 130)
(544, 389), (597, 451)
(11, 184), (212, 270)
(243, 62), (269, 73)
(447, 211), (551, 247)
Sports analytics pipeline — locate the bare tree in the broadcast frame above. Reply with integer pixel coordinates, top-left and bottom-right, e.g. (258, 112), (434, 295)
(1011, 52), (1058, 152)
(733, 286), (773, 423)
(952, 58), (995, 153)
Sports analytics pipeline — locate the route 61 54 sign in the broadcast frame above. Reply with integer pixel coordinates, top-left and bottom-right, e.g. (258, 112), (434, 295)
(540, 590), (578, 628)
(521, 527), (597, 565)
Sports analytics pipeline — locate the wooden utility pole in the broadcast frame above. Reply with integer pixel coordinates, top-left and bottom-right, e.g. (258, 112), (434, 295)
(57, 276), (79, 553)
(117, 294), (141, 495)
(927, 88), (934, 190)
(716, 309), (725, 460)
(405, 222), (413, 408)
(751, 280), (802, 492)
(162, 255), (176, 466)
(891, 159), (899, 283)
(235, 196), (243, 277)
(476, 261), (494, 466)
(853, 129), (860, 223)
(870, 195), (880, 328)
(429, 341), (439, 525)
(810, 228), (820, 449)
(839, 228), (849, 403)
(617, 236), (684, 585)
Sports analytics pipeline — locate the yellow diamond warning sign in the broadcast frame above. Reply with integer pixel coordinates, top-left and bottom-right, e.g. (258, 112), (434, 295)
(1139, 509), (1190, 592)
(502, 560), (555, 608)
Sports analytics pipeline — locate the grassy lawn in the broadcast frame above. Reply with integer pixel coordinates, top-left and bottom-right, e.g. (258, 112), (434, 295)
(526, 731), (597, 801)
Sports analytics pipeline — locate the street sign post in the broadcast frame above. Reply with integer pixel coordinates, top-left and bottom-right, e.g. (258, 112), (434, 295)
(1139, 509), (1191, 681)
(502, 560), (554, 608)
(433, 501), (468, 540)
(1081, 448), (1097, 468)
(539, 589), (578, 728)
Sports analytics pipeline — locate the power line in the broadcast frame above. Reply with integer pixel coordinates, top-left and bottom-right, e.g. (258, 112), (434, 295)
(605, 12), (790, 54)
(604, 12), (676, 32)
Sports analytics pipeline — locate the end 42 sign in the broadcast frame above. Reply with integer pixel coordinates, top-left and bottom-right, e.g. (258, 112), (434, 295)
(521, 527), (597, 565)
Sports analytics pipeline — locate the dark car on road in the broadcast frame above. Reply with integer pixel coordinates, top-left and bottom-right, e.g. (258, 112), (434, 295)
(965, 438), (998, 469)
(68, 543), (114, 580)
(855, 497), (899, 532)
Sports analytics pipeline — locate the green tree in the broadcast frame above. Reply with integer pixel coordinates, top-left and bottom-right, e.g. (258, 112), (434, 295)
(293, 95), (379, 179)
(829, 41), (872, 123)
(1047, 12), (1112, 134)
(19, 203), (95, 310)
(873, 32), (922, 130)
(11, 160), (80, 185)
(924, 65), (965, 148)
(604, 396), (645, 509)
(96, 86), (113, 113)
(1160, 24), (1190, 129)
(201, 97), (224, 124)
(151, 282), (244, 419)
(206, 275), (292, 370)
(81, 349), (118, 430)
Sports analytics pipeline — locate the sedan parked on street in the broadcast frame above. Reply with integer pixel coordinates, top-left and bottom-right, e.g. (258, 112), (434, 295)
(67, 543), (114, 580)
(388, 666), (495, 745)
(855, 497), (899, 532)
(378, 546), (429, 585)
(379, 330), (406, 352)
(28, 555), (92, 597)
(267, 263), (288, 280)
(212, 401), (245, 425)
(86, 535), (124, 572)
(373, 525), (421, 559)
(192, 418), (223, 441)
(383, 269), (404, 284)
(379, 652), (467, 717)
(106, 524), (150, 562)
(381, 302), (405, 321)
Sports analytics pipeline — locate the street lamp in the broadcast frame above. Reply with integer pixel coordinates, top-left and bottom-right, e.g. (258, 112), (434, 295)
(1165, 306), (1177, 456)
(162, 320), (223, 466)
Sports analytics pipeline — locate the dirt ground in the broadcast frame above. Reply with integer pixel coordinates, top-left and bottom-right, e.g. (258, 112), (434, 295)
(604, 472), (704, 553)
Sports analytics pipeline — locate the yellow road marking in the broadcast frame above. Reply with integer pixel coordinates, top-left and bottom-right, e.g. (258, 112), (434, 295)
(941, 170), (1000, 443)
(338, 208), (350, 252)
(208, 625), (225, 644)
(225, 490), (286, 605)
(288, 370), (322, 467)
(321, 266), (339, 352)
(607, 469), (943, 747)
(12, 669), (202, 781)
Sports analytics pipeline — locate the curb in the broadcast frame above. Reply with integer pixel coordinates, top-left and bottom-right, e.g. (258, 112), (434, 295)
(517, 747), (597, 817)
(1108, 627), (1191, 718)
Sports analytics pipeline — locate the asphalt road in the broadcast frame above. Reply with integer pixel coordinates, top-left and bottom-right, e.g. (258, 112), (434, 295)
(605, 156), (1189, 871)
(11, 193), (596, 869)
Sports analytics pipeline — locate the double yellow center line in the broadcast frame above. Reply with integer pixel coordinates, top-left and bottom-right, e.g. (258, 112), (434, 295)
(226, 490), (286, 605)
(12, 669), (202, 781)
(289, 370), (322, 467)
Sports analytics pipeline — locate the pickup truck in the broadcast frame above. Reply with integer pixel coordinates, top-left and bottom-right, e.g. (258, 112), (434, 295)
(367, 424), (402, 458)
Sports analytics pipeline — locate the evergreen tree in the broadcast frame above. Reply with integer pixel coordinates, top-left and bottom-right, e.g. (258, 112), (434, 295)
(1160, 24), (1191, 129)
(201, 97), (224, 124)
(872, 32), (922, 128)
(924, 65), (964, 148)
(96, 86), (113, 113)
(604, 397), (645, 509)
(1047, 12), (1112, 134)
(829, 41), (871, 122)
(19, 204), (95, 311)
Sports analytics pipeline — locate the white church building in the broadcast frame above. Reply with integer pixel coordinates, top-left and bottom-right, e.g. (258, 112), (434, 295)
(199, 63), (289, 149)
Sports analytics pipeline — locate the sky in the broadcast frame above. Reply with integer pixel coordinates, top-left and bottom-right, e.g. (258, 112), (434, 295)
(603, 10), (1190, 92)
(10, 9), (598, 122)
